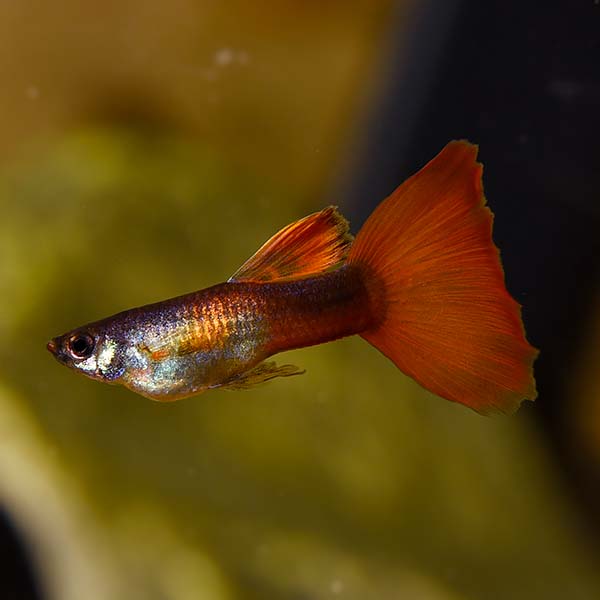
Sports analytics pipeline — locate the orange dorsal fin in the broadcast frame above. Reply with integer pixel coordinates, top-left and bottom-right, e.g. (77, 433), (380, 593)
(229, 206), (353, 283)
(349, 141), (538, 414)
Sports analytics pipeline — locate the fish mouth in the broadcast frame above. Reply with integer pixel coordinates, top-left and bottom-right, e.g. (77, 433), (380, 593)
(47, 338), (71, 365)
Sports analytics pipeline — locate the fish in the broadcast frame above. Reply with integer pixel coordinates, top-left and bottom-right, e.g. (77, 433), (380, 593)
(47, 141), (538, 414)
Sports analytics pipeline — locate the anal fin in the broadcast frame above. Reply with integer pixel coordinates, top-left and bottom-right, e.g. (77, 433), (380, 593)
(215, 361), (305, 390)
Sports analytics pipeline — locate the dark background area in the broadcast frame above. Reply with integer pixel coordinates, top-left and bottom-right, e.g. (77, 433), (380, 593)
(0, 509), (42, 600)
(343, 0), (600, 543)
(2, 1), (599, 597)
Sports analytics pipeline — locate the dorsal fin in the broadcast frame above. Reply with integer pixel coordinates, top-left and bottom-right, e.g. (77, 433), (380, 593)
(229, 206), (353, 283)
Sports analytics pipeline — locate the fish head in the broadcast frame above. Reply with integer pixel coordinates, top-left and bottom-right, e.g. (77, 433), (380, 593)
(47, 326), (126, 383)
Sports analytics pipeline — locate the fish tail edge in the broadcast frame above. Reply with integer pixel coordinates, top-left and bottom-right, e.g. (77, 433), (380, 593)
(348, 140), (538, 415)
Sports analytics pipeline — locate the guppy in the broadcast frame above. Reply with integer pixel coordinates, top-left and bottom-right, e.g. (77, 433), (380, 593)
(48, 141), (538, 414)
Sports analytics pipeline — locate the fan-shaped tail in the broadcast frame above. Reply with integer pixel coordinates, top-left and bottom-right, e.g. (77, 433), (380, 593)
(348, 141), (538, 414)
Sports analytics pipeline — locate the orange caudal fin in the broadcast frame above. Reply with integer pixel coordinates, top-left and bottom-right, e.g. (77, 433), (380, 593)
(348, 141), (538, 414)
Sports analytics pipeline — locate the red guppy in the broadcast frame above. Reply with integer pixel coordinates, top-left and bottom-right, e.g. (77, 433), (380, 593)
(48, 141), (538, 414)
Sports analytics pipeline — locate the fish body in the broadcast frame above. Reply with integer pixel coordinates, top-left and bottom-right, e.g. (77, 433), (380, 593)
(49, 141), (538, 414)
(52, 266), (374, 400)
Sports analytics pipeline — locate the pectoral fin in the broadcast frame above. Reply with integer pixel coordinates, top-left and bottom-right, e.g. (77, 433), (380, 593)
(215, 361), (305, 390)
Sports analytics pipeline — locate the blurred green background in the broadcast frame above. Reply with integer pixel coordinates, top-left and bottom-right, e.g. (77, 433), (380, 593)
(1, 2), (600, 599)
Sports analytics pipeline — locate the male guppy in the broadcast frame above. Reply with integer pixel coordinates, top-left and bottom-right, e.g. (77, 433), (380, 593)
(48, 141), (538, 414)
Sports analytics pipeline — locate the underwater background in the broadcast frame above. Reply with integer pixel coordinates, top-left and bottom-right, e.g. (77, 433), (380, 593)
(1, 1), (599, 599)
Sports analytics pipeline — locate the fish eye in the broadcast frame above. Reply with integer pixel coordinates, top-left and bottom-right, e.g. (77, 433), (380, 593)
(68, 333), (95, 359)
